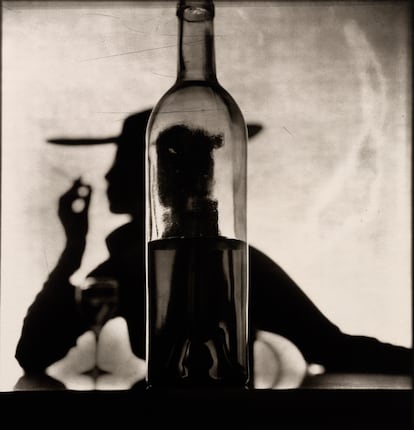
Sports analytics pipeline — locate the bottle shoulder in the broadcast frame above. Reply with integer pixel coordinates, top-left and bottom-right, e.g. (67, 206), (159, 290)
(152, 79), (245, 121)
(166, 79), (238, 101)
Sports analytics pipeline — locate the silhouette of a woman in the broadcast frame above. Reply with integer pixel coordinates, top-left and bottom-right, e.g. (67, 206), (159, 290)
(15, 110), (412, 379)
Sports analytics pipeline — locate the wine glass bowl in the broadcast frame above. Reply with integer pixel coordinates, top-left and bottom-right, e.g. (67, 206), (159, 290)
(76, 276), (119, 337)
(75, 276), (120, 379)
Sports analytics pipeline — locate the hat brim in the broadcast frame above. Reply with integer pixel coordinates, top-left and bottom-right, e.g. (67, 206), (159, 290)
(47, 137), (119, 145)
(47, 123), (263, 146)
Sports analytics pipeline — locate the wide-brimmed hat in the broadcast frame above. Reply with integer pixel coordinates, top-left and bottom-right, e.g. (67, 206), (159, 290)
(47, 109), (263, 146)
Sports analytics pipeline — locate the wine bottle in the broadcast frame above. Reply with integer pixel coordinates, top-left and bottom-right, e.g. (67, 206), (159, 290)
(145, 0), (250, 389)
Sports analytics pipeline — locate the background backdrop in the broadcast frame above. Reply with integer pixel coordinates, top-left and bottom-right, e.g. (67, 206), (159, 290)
(1, 0), (411, 390)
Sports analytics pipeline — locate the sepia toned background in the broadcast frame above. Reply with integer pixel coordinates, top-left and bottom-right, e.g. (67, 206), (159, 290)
(1, 1), (411, 390)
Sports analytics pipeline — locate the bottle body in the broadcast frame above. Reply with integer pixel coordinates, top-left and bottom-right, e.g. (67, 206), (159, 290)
(145, 1), (250, 389)
(147, 80), (247, 241)
(147, 236), (248, 388)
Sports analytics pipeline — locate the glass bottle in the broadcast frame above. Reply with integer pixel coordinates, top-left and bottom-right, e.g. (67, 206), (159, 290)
(145, 0), (250, 389)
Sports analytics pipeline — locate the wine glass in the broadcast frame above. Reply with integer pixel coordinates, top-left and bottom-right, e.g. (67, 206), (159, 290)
(75, 276), (119, 380)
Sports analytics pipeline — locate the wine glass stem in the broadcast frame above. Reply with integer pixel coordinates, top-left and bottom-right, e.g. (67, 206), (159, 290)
(91, 327), (102, 382)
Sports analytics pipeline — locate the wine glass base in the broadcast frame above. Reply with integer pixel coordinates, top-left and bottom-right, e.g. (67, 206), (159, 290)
(82, 367), (109, 380)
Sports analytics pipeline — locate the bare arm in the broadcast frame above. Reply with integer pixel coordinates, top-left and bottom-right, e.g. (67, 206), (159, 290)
(249, 245), (412, 374)
(15, 179), (92, 372)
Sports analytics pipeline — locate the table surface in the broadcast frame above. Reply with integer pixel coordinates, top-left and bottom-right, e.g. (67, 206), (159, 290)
(11, 370), (412, 391)
(7, 322), (412, 427)
(3, 376), (413, 429)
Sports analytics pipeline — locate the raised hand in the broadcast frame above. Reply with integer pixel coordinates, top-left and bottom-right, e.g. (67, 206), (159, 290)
(47, 178), (93, 279)
(58, 178), (92, 242)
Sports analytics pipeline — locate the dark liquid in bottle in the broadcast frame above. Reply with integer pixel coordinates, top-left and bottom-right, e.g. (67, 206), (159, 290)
(147, 236), (249, 389)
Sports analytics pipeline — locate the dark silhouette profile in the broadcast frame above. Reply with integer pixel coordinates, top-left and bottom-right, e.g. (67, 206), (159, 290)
(14, 109), (412, 387)
(156, 124), (222, 236)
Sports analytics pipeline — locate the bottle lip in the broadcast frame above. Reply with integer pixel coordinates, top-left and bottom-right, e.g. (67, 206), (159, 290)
(176, 0), (215, 19)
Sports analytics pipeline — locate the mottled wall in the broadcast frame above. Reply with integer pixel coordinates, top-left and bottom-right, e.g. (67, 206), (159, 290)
(1, 1), (411, 388)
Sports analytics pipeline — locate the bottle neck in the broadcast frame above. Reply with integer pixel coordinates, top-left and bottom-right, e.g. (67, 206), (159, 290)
(176, 1), (217, 82)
